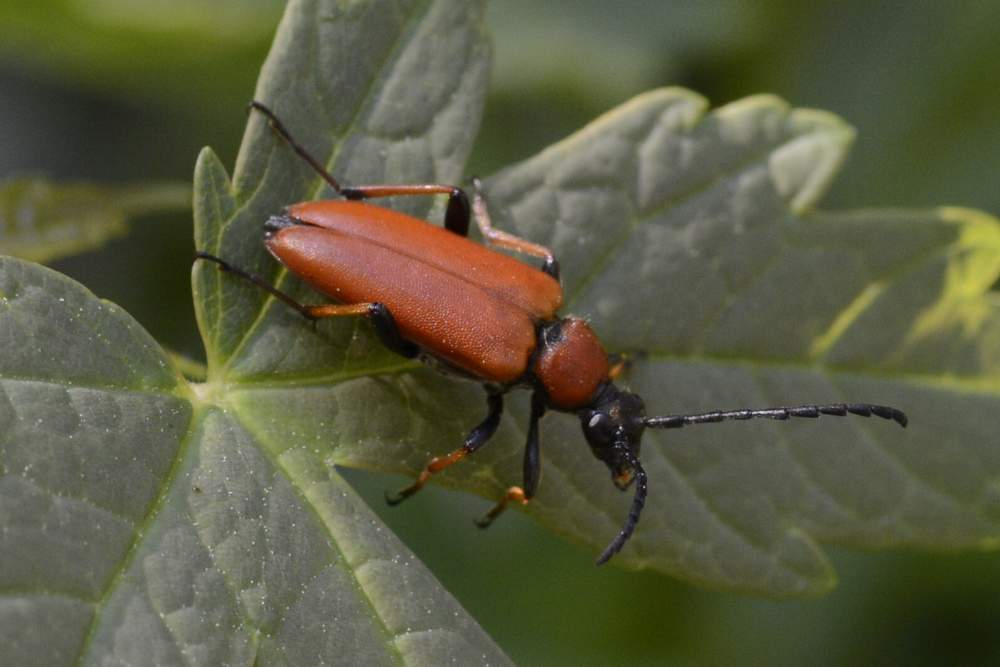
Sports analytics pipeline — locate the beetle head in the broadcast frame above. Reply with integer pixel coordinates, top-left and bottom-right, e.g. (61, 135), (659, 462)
(579, 383), (651, 564)
(578, 384), (647, 489)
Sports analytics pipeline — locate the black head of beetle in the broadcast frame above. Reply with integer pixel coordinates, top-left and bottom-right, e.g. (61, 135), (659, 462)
(579, 383), (647, 490)
(575, 382), (651, 564)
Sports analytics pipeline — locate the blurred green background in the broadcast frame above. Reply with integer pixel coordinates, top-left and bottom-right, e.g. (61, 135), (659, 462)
(4, 1), (1000, 664)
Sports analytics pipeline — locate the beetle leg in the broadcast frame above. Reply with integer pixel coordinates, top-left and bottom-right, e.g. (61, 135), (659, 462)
(607, 353), (628, 381)
(307, 302), (419, 358)
(195, 252), (419, 358)
(366, 303), (419, 358)
(471, 177), (560, 280)
(475, 390), (546, 528)
(195, 251), (319, 318)
(338, 184), (471, 237)
(386, 391), (505, 505)
(608, 351), (648, 380)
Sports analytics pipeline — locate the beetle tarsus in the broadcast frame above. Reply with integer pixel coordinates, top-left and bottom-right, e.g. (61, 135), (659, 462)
(475, 486), (528, 528)
(384, 487), (415, 506)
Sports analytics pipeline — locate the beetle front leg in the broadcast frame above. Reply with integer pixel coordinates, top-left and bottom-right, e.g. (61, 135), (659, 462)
(386, 390), (505, 505)
(475, 390), (546, 528)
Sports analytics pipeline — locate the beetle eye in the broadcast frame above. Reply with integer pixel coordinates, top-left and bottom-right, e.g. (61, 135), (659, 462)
(584, 411), (613, 438)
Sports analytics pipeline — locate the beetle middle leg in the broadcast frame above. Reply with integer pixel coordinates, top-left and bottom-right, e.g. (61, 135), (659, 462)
(475, 390), (546, 528)
(386, 390), (505, 504)
(471, 177), (560, 280)
(195, 251), (418, 358)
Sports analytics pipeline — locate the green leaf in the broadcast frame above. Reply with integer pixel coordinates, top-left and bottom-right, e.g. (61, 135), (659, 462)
(473, 90), (1000, 593)
(0, 177), (190, 263)
(1, 0), (513, 664)
(209, 77), (1000, 597)
(0, 258), (505, 665)
(0, 260), (509, 662)
(6, 10), (998, 667)
(194, 0), (490, 379)
(184, 0), (1000, 599)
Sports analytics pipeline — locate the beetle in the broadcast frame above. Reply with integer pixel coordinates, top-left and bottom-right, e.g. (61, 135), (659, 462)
(196, 101), (908, 565)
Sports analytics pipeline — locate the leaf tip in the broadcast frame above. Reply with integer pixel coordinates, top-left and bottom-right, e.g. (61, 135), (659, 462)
(194, 146), (233, 194)
(771, 108), (855, 213)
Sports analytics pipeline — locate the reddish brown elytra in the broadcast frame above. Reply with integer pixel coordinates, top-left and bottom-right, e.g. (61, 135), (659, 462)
(196, 102), (908, 565)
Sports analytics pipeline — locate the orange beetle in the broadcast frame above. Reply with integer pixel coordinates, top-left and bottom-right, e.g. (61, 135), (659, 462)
(197, 102), (907, 564)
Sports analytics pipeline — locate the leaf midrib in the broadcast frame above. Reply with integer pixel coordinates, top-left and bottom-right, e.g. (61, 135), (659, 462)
(73, 400), (202, 666)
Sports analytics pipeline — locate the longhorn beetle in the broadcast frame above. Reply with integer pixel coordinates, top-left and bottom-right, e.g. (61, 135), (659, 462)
(196, 102), (908, 565)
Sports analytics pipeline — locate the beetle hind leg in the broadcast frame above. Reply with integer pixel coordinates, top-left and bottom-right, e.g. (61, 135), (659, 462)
(386, 391), (504, 505)
(306, 302), (418, 358)
(367, 303), (418, 358)
(195, 251), (317, 318)
(195, 252), (418, 358)
(471, 177), (560, 280)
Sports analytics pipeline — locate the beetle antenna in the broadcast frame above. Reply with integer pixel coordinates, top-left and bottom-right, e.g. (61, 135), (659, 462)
(596, 430), (647, 566)
(644, 402), (907, 429)
(247, 100), (344, 193)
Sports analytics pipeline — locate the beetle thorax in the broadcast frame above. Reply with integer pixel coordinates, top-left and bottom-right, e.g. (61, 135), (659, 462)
(532, 318), (610, 410)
